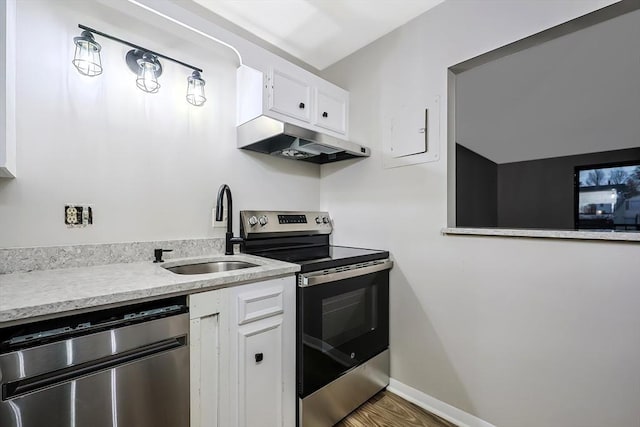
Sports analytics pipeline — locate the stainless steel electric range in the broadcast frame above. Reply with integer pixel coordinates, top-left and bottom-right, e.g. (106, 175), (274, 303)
(240, 211), (392, 427)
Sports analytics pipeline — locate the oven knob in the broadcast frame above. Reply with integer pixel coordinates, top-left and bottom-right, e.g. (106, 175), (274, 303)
(259, 215), (269, 226)
(315, 216), (322, 224)
(248, 216), (258, 226)
(322, 216), (330, 224)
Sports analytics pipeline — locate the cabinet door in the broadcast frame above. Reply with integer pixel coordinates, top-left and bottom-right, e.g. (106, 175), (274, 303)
(315, 89), (347, 134)
(0, 0), (17, 178)
(225, 276), (295, 427)
(268, 69), (311, 122)
(189, 290), (224, 427)
(190, 314), (220, 427)
(238, 316), (283, 427)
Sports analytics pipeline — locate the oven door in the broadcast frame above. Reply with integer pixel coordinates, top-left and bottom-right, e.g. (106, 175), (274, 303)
(297, 260), (391, 398)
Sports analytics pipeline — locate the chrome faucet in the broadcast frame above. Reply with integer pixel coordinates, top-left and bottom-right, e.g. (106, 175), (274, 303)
(215, 184), (244, 255)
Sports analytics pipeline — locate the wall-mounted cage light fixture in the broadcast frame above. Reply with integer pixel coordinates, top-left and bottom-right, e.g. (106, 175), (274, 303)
(72, 24), (206, 106)
(186, 71), (206, 106)
(126, 50), (162, 94)
(72, 30), (103, 77)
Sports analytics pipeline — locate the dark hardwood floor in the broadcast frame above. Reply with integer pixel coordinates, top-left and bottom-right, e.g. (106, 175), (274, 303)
(336, 390), (458, 427)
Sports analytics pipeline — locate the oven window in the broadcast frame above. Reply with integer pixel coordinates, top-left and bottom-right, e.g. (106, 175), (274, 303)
(321, 286), (377, 349)
(299, 269), (389, 398)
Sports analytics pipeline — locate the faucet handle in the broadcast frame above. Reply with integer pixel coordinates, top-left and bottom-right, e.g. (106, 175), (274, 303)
(153, 248), (173, 263)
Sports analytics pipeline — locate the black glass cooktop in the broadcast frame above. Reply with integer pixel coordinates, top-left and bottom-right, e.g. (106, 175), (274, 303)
(263, 245), (389, 273)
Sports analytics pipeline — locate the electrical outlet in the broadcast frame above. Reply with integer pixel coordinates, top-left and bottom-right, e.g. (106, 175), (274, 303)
(212, 208), (227, 228)
(65, 205), (93, 227)
(65, 206), (79, 225)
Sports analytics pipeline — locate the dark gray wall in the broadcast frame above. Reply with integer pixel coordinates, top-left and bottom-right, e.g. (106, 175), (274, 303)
(497, 156), (574, 229)
(497, 147), (640, 229)
(456, 144), (497, 227)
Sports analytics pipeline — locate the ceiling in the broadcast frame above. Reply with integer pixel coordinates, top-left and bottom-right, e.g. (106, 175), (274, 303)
(190, 0), (445, 70)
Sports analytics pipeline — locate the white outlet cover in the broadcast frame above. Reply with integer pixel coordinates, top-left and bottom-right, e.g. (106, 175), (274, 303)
(212, 208), (227, 228)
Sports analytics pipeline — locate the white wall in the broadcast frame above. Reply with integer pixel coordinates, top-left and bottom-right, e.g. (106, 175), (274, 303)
(320, 1), (640, 426)
(0, 0), (319, 248)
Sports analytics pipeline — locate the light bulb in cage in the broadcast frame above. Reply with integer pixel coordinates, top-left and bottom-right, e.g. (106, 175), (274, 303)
(186, 71), (206, 106)
(126, 50), (162, 94)
(72, 30), (103, 77)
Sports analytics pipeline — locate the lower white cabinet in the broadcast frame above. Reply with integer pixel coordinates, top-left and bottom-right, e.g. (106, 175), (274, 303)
(189, 289), (223, 427)
(237, 316), (285, 426)
(189, 276), (296, 427)
(224, 276), (296, 427)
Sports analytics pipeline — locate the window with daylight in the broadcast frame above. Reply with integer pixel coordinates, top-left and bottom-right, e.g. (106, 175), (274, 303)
(575, 161), (640, 231)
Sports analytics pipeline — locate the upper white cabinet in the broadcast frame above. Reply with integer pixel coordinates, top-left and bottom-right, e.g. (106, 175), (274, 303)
(0, 0), (16, 178)
(237, 64), (349, 139)
(268, 69), (311, 122)
(315, 88), (347, 134)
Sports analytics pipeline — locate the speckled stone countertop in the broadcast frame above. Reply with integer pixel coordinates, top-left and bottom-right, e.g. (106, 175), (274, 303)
(0, 254), (299, 326)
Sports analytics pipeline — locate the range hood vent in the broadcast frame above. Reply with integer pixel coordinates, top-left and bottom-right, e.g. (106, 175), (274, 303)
(237, 116), (370, 164)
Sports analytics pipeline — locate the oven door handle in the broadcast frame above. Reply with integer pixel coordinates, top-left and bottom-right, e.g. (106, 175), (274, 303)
(299, 259), (393, 287)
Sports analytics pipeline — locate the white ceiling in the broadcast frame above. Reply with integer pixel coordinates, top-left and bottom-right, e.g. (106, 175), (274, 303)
(190, 0), (445, 70)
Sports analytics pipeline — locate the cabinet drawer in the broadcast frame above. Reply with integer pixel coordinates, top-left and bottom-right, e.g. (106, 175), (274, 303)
(268, 69), (311, 122)
(236, 286), (284, 325)
(315, 89), (347, 134)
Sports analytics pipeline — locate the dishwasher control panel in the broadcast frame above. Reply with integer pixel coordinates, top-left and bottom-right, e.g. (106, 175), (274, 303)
(0, 296), (187, 352)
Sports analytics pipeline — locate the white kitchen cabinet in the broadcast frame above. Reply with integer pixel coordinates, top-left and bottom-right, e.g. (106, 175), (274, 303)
(314, 88), (347, 134)
(189, 275), (296, 427)
(189, 289), (224, 427)
(238, 316), (284, 426)
(222, 276), (296, 427)
(268, 69), (311, 122)
(237, 65), (349, 139)
(0, 0), (16, 178)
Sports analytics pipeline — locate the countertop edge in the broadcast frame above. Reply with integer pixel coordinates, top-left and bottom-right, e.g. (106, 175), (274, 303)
(441, 227), (640, 242)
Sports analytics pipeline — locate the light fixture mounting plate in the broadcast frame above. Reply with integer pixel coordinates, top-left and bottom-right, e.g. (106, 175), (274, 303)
(125, 49), (163, 76)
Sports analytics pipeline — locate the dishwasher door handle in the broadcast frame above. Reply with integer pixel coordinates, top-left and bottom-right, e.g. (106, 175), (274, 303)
(2, 336), (186, 400)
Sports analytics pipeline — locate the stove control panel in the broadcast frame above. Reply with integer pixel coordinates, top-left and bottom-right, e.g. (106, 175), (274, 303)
(240, 211), (332, 239)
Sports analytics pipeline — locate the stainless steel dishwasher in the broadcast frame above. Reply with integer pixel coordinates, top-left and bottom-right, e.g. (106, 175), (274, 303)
(0, 296), (190, 427)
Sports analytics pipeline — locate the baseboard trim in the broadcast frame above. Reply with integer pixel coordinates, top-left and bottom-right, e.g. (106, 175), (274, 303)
(387, 379), (496, 427)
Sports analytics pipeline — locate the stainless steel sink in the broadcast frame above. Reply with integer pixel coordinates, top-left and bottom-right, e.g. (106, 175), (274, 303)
(164, 261), (258, 275)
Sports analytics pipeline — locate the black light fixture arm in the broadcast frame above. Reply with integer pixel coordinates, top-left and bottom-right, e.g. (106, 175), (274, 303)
(78, 24), (203, 73)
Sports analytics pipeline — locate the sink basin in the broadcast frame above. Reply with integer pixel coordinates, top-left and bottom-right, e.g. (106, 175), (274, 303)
(164, 260), (258, 275)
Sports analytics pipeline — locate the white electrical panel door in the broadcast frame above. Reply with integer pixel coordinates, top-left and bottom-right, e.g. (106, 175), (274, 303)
(388, 105), (428, 158)
(382, 96), (441, 169)
(268, 69), (311, 122)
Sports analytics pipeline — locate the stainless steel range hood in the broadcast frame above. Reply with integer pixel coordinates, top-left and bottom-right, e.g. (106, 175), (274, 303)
(237, 116), (370, 164)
